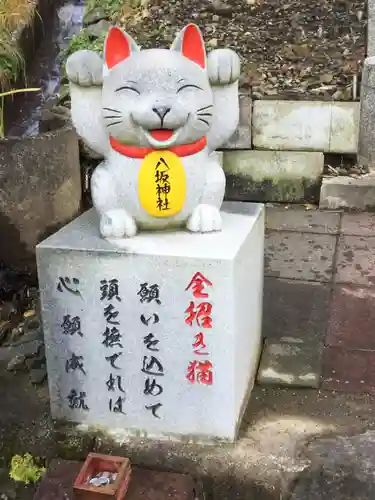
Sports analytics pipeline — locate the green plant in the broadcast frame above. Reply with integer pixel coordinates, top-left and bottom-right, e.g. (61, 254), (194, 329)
(9, 453), (46, 484)
(63, 28), (105, 59)
(0, 86), (40, 137)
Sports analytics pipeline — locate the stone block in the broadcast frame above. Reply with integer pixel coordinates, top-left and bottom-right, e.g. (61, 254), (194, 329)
(319, 175), (375, 211)
(358, 56), (375, 171)
(323, 346), (375, 394)
(252, 100), (359, 153)
(257, 338), (323, 388)
(327, 285), (375, 350)
(266, 205), (341, 234)
(0, 125), (81, 272)
(290, 431), (375, 500)
(335, 235), (375, 286)
(36, 205), (265, 442)
(224, 150), (324, 203)
(263, 278), (330, 342)
(221, 94), (252, 149)
(330, 102), (360, 154)
(265, 231), (336, 282)
(368, 2), (375, 57)
(341, 213), (375, 236)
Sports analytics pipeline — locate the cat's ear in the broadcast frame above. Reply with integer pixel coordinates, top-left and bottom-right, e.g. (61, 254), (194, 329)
(170, 24), (206, 69)
(104, 27), (140, 70)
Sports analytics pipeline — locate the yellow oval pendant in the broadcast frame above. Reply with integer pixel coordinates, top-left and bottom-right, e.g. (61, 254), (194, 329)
(138, 151), (186, 218)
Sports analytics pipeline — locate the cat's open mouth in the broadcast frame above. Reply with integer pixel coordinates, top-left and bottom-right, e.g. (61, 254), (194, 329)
(143, 128), (180, 148)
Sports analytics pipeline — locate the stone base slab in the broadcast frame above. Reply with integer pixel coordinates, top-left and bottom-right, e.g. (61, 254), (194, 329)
(319, 175), (375, 211)
(224, 150), (324, 203)
(36, 204), (264, 442)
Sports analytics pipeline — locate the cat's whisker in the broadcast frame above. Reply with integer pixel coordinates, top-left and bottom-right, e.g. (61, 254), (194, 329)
(197, 113), (213, 117)
(198, 118), (210, 127)
(106, 121), (123, 127)
(196, 105), (213, 112)
(104, 115), (122, 119)
(103, 107), (121, 114)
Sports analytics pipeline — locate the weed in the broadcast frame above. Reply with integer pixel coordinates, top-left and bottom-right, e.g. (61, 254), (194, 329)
(85, 0), (125, 19)
(64, 28), (105, 58)
(9, 453), (46, 484)
(0, 0), (36, 89)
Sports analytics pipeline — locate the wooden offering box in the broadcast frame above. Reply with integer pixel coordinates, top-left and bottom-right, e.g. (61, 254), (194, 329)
(73, 453), (131, 500)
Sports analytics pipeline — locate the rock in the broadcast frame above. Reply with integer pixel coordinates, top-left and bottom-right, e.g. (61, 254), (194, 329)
(206, 0), (233, 16)
(57, 85), (70, 106)
(18, 339), (43, 358)
(291, 431), (375, 499)
(7, 354), (26, 372)
(29, 367), (47, 385)
(80, 141), (104, 161)
(83, 7), (109, 25)
(320, 72), (334, 84)
(26, 345), (46, 370)
(208, 38), (218, 49)
(86, 19), (111, 38)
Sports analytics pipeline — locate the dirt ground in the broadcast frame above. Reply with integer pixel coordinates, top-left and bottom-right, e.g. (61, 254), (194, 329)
(118, 0), (366, 100)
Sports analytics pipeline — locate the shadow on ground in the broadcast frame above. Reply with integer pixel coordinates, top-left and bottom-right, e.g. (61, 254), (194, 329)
(2, 363), (375, 499)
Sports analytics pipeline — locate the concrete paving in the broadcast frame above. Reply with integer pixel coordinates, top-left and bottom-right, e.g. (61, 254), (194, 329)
(263, 203), (375, 394)
(2, 363), (375, 500)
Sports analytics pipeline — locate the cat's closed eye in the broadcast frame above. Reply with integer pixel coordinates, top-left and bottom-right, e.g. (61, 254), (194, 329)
(177, 84), (203, 93)
(115, 85), (140, 94)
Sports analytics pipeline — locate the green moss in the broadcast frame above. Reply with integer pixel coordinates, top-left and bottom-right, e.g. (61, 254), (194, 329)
(85, 0), (124, 18)
(64, 28), (105, 58)
(9, 453), (46, 485)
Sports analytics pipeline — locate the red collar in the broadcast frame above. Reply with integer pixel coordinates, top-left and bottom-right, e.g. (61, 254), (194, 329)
(109, 136), (207, 159)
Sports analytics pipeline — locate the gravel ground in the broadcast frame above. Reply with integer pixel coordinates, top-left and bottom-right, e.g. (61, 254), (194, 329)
(116, 0), (366, 100)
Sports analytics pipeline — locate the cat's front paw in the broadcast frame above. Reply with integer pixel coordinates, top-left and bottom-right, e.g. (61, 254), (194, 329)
(207, 48), (241, 86)
(66, 50), (103, 87)
(100, 209), (137, 239)
(187, 204), (222, 233)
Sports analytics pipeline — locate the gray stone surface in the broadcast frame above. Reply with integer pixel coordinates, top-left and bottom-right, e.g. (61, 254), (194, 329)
(0, 125), (81, 272)
(291, 431), (375, 499)
(257, 338), (323, 388)
(341, 213), (375, 236)
(369, 1), (375, 57)
(319, 175), (375, 211)
(224, 150), (324, 203)
(252, 100), (359, 153)
(221, 93), (252, 149)
(266, 205), (341, 234)
(265, 231), (336, 282)
(263, 278), (330, 342)
(335, 235), (375, 286)
(4, 345), (375, 500)
(36, 205), (264, 441)
(358, 57), (375, 171)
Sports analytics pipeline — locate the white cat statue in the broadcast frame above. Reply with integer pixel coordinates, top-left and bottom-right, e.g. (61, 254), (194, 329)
(66, 24), (240, 239)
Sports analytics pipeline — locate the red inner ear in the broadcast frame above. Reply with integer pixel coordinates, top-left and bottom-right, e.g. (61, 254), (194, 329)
(181, 24), (205, 69)
(105, 27), (131, 69)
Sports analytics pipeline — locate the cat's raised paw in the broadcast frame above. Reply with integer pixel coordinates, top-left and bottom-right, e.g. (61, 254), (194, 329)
(207, 48), (241, 86)
(100, 209), (137, 239)
(187, 204), (222, 233)
(66, 50), (103, 87)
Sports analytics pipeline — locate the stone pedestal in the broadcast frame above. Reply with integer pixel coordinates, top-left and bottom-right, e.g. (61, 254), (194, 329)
(36, 202), (264, 442)
(358, 56), (375, 171)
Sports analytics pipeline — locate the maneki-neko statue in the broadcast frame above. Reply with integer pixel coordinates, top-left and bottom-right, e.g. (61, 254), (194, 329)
(66, 24), (240, 239)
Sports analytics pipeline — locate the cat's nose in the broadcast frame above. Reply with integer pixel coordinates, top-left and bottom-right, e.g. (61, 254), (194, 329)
(152, 106), (171, 121)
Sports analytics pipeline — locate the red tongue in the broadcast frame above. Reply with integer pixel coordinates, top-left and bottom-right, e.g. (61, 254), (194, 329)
(150, 129), (173, 141)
